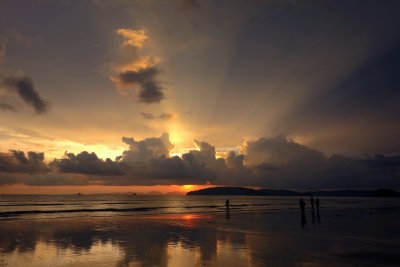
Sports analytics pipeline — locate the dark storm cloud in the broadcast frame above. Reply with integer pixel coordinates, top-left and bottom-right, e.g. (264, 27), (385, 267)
(0, 150), (48, 174)
(115, 67), (165, 104)
(1, 134), (399, 188)
(243, 136), (325, 167)
(0, 103), (16, 112)
(235, 137), (400, 190)
(138, 81), (165, 104)
(3, 76), (50, 114)
(117, 67), (158, 85)
(51, 151), (124, 176)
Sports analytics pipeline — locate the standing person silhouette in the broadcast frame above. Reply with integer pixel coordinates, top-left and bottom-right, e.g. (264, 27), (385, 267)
(225, 198), (230, 219)
(316, 198), (320, 219)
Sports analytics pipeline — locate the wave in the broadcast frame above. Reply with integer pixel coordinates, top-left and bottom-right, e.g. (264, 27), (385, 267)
(0, 203), (277, 217)
(0, 203), (73, 207)
(0, 207), (167, 217)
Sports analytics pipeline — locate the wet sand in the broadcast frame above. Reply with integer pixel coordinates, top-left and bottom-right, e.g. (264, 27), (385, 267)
(0, 207), (399, 267)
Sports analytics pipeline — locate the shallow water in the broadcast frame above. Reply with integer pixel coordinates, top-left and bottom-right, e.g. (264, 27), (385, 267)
(1, 195), (399, 219)
(0, 196), (399, 266)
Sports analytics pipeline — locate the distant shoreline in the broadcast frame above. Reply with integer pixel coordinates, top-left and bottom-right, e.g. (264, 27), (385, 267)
(187, 187), (400, 197)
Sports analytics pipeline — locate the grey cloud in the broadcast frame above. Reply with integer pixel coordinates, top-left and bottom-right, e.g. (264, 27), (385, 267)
(159, 112), (174, 120)
(0, 150), (48, 174)
(1, 134), (399, 189)
(140, 112), (174, 120)
(111, 25), (166, 104)
(51, 151), (124, 176)
(121, 133), (174, 162)
(138, 81), (165, 104)
(3, 75), (50, 114)
(115, 67), (165, 104)
(0, 103), (16, 112)
(225, 151), (245, 169)
(140, 112), (155, 120)
(243, 135), (325, 167)
(234, 136), (400, 190)
(117, 67), (158, 85)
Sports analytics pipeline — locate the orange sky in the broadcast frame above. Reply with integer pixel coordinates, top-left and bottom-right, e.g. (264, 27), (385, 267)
(0, 184), (213, 195)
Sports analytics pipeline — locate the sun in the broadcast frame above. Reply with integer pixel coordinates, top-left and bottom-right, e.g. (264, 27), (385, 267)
(182, 185), (194, 191)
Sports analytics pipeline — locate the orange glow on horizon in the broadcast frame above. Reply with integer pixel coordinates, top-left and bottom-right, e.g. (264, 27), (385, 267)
(182, 185), (194, 191)
(0, 184), (213, 195)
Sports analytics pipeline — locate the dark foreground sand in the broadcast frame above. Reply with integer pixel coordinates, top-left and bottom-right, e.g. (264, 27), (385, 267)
(0, 207), (399, 267)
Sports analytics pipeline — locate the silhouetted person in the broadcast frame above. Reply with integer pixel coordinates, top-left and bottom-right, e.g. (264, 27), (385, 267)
(225, 199), (230, 209)
(316, 198), (320, 218)
(225, 198), (230, 219)
(310, 196), (315, 210)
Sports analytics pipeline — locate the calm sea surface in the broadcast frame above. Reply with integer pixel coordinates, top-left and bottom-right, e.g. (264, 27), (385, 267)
(1, 194), (399, 219)
(0, 195), (399, 266)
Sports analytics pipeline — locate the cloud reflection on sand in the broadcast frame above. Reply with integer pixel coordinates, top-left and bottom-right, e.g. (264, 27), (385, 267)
(0, 214), (248, 267)
(0, 210), (399, 266)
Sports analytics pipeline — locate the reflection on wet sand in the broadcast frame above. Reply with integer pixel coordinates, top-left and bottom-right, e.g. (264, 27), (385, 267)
(1, 209), (400, 267)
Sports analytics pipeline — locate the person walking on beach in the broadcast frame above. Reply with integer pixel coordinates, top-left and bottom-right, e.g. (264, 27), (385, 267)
(316, 198), (320, 218)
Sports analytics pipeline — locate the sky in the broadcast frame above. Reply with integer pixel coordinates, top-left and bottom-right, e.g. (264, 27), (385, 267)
(0, 0), (399, 194)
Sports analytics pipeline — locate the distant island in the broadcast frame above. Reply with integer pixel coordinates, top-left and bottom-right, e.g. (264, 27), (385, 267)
(187, 187), (400, 197)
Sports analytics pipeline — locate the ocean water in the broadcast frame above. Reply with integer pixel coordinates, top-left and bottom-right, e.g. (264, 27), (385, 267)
(1, 195), (400, 266)
(1, 194), (399, 220)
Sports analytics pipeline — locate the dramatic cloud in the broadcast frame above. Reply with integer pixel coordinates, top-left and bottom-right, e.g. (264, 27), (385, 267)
(51, 151), (124, 176)
(0, 134), (399, 189)
(121, 133), (174, 162)
(3, 75), (50, 114)
(0, 150), (48, 174)
(237, 137), (400, 190)
(114, 67), (165, 104)
(0, 103), (16, 112)
(110, 28), (166, 104)
(243, 135), (325, 167)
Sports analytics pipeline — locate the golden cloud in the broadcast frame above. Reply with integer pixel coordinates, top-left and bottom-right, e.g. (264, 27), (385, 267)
(116, 28), (148, 48)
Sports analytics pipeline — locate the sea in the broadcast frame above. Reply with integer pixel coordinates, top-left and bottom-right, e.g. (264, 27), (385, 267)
(1, 194), (399, 220)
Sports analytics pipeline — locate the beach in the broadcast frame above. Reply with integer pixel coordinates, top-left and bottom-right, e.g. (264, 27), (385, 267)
(1, 196), (399, 267)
